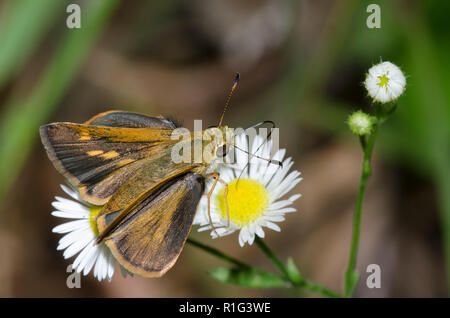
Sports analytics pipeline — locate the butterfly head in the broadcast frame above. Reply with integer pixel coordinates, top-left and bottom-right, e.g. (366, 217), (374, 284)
(203, 125), (235, 163)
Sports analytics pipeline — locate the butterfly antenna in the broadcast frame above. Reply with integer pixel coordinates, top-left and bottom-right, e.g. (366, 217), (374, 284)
(218, 72), (240, 127)
(234, 145), (282, 167)
(234, 144), (282, 188)
(234, 122), (282, 187)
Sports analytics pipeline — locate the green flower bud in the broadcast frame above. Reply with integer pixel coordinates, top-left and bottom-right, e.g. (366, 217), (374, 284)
(347, 111), (373, 136)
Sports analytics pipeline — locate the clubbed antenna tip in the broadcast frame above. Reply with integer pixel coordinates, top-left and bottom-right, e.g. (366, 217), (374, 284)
(218, 72), (240, 127)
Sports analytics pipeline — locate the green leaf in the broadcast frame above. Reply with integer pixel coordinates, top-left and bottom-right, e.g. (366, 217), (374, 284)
(345, 270), (360, 297)
(286, 257), (302, 284)
(209, 267), (290, 288)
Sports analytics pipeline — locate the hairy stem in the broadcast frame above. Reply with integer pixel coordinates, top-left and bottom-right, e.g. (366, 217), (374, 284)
(255, 237), (290, 278)
(344, 114), (380, 297)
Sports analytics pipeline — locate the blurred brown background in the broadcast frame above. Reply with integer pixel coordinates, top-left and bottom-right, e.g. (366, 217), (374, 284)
(0, 0), (449, 297)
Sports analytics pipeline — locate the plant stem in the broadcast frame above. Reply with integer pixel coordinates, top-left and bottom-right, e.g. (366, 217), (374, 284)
(299, 279), (342, 298)
(344, 114), (380, 297)
(186, 238), (250, 269)
(187, 238), (341, 298)
(255, 237), (342, 298)
(255, 236), (290, 278)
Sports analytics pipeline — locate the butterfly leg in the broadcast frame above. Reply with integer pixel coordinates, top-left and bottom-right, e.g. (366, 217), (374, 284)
(218, 179), (230, 228)
(205, 173), (229, 236)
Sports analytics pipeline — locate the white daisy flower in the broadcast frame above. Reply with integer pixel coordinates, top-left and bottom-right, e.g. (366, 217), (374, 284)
(51, 184), (115, 281)
(194, 134), (302, 246)
(364, 61), (406, 103)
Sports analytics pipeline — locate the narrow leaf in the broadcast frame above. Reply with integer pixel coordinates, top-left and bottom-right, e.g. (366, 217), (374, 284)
(209, 267), (290, 288)
(286, 257), (302, 283)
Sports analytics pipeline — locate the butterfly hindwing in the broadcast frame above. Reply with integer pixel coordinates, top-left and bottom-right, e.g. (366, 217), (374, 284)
(39, 112), (176, 205)
(103, 172), (205, 277)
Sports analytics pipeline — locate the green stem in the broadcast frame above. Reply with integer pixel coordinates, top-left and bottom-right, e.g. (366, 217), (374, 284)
(255, 237), (342, 298)
(299, 279), (342, 298)
(255, 236), (290, 279)
(344, 113), (380, 297)
(186, 238), (250, 269)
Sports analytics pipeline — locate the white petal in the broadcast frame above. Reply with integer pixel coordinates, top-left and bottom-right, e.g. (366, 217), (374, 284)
(211, 226), (234, 238)
(289, 194), (302, 202)
(388, 80), (404, 99)
(247, 232), (255, 245)
(63, 233), (94, 259)
(265, 207), (296, 215)
(375, 87), (389, 103)
(239, 228), (250, 246)
(60, 184), (80, 201)
(267, 199), (295, 211)
(51, 210), (88, 219)
(94, 250), (105, 281)
(57, 227), (93, 251)
(52, 219), (90, 234)
(52, 199), (89, 215)
(255, 226), (265, 238)
(235, 134), (249, 166)
(74, 241), (96, 271)
(264, 221), (281, 232)
(82, 246), (99, 276)
(261, 150), (287, 186)
(263, 215), (285, 222)
(238, 232), (245, 247)
(219, 167), (235, 183)
(93, 253), (100, 279)
(266, 159), (294, 191)
(107, 252), (115, 281)
(270, 173), (302, 202)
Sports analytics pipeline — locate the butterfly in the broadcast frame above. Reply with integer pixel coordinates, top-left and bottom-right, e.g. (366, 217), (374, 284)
(40, 75), (241, 277)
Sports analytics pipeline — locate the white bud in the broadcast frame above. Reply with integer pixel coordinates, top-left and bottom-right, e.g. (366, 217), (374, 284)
(365, 61), (406, 103)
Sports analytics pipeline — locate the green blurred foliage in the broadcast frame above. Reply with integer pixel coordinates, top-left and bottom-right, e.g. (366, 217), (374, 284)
(0, 0), (119, 203)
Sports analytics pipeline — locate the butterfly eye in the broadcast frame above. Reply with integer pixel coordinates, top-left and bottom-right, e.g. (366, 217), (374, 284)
(216, 144), (229, 157)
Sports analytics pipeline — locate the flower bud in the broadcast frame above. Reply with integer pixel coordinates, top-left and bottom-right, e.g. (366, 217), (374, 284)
(364, 61), (406, 103)
(347, 111), (373, 136)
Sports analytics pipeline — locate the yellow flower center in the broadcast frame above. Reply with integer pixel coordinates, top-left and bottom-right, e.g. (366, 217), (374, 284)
(89, 205), (102, 236)
(377, 73), (390, 91)
(216, 179), (269, 227)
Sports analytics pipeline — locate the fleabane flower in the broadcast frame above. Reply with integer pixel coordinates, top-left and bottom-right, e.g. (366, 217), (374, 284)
(364, 61), (406, 103)
(194, 134), (302, 246)
(51, 184), (115, 281)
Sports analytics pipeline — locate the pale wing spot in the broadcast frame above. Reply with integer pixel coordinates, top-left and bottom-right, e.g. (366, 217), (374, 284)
(79, 131), (92, 141)
(117, 159), (136, 167)
(101, 151), (120, 160)
(87, 150), (104, 156)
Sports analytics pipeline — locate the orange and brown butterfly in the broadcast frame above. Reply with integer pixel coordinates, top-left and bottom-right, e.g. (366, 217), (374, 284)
(40, 74), (240, 278)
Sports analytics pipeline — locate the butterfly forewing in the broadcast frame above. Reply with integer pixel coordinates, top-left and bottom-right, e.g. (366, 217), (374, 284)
(39, 112), (177, 205)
